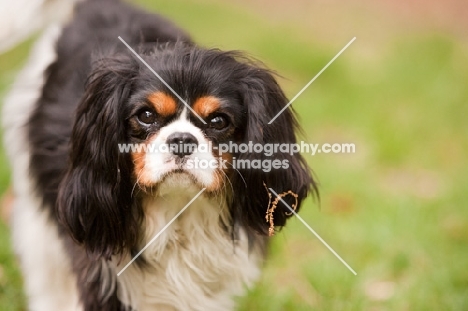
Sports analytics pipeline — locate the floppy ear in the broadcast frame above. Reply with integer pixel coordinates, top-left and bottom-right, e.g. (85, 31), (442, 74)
(57, 56), (141, 259)
(232, 67), (318, 236)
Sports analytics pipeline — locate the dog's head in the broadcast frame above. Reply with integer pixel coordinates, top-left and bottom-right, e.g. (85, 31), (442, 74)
(57, 44), (317, 258)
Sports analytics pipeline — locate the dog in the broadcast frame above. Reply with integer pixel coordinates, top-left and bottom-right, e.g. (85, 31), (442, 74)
(2, 0), (316, 310)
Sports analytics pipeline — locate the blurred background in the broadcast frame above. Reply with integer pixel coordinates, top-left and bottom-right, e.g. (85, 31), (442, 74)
(0, 0), (467, 310)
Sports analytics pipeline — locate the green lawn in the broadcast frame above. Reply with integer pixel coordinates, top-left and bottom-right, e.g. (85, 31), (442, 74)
(1, 0), (467, 310)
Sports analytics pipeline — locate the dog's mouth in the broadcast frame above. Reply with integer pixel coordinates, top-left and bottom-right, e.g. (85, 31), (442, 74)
(174, 157), (188, 167)
(136, 152), (222, 193)
(161, 161), (221, 193)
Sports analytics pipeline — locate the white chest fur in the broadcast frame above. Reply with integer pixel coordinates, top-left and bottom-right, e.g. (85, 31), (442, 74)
(115, 181), (263, 311)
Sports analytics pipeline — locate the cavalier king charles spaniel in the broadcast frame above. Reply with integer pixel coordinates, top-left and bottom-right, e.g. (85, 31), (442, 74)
(3, 0), (316, 310)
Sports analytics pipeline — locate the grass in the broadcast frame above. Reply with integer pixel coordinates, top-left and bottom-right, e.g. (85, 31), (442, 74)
(1, 0), (467, 310)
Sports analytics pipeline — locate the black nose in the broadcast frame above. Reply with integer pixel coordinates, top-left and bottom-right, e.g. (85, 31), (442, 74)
(166, 132), (198, 157)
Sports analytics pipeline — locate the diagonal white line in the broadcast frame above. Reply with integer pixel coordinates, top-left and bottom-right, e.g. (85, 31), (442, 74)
(268, 36), (356, 124)
(268, 188), (357, 275)
(117, 188), (206, 276)
(117, 36), (207, 124)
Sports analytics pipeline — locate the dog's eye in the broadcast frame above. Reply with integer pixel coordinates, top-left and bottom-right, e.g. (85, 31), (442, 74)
(209, 115), (229, 130)
(137, 110), (157, 125)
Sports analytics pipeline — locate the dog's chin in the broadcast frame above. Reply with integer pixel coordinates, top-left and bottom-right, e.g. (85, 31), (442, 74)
(155, 169), (214, 196)
(159, 171), (196, 191)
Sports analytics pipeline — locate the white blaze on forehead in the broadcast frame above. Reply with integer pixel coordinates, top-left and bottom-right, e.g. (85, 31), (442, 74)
(180, 106), (188, 120)
(157, 115), (204, 143)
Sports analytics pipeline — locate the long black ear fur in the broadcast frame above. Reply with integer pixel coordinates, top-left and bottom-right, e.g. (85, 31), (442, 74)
(57, 56), (141, 258)
(232, 67), (318, 235)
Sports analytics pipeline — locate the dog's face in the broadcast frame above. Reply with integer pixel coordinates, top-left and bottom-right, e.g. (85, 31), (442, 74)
(126, 81), (243, 193)
(128, 94), (228, 192)
(57, 45), (316, 258)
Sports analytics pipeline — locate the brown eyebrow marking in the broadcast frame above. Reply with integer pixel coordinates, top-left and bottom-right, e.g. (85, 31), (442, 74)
(147, 92), (177, 116)
(192, 96), (221, 118)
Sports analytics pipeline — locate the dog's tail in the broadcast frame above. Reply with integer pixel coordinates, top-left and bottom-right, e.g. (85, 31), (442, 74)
(0, 0), (118, 53)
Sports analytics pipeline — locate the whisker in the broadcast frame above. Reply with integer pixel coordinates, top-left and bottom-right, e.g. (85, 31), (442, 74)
(225, 160), (247, 188)
(132, 166), (146, 197)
